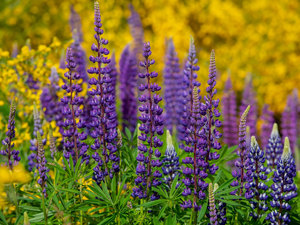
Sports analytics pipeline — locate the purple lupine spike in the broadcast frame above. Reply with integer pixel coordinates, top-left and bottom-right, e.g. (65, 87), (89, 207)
(108, 52), (118, 127)
(221, 76), (237, 147)
(178, 36), (200, 144)
(12, 42), (18, 58)
(208, 183), (217, 225)
(204, 49), (222, 163)
(25, 74), (40, 90)
(260, 104), (275, 149)
(245, 136), (268, 219)
(281, 94), (298, 153)
(49, 126), (57, 159)
(131, 41), (164, 201)
(128, 4), (144, 58)
(28, 103), (46, 172)
(211, 184), (227, 225)
(265, 124), (283, 171)
(231, 105), (250, 196)
(162, 130), (180, 188)
(69, 5), (83, 43)
(164, 38), (181, 135)
(88, 2), (118, 185)
(180, 87), (207, 212)
(40, 67), (64, 133)
(36, 131), (48, 197)
(59, 50), (66, 69)
(61, 47), (89, 165)
(266, 137), (297, 224)
(239, 75), (257, 137)
(119, 45), (138, 133)
(0, 98), (20, 170)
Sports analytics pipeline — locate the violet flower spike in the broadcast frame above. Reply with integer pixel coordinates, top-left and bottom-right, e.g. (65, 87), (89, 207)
(132, 41), (164, 201)
(0, 98), (20, 170)
(208, 183), (217, 225)
(266, 137), (297, 224)
(230, 105), (250, 196)
(49, 126), (57, 159)
(260, 104), (275, 149)
(37, 131), (48, 197)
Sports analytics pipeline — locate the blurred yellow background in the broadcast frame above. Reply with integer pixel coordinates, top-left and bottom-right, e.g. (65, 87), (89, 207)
(1, 0), (300, 115)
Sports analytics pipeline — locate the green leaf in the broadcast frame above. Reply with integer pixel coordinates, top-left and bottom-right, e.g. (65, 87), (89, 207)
(138, 199), (166, 208)
(213, 170), (223, 185)
(158, 203), (168, 220)
(215, 177), (235, 192)
(170, 175), (179, 197)
(219, 199), (249, 208)
(19, 206), (41, 212)
(125, 127), (132, 140)
(166, 215), (173, 225)
(14, 214), (23, 225)
(197, 200), (208, 222)
(215, 186), (241, 196)
(59, 188), (80, 194)
(0, 211), (8, 225)
(259, 213), (268, 224)
(97, 214), (116, 225)
(153, 216), (160, 225)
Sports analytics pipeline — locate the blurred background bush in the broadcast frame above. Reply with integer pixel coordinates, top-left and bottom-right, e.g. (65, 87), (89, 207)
(1, 0), (300, 115)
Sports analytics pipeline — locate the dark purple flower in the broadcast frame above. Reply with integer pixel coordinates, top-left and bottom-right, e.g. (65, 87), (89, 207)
(119, 45), (137, 133)
(0, 98), (20, 170)
(164, 38), (181, 135)
(36, 131), (48, 197)
(260, 104), (275, 149)
(221, 76), (237, 147)
(132, 42), (164, 200)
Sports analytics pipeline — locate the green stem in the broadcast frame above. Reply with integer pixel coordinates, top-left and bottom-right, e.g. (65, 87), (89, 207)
(189, 210), (194, 225)
(80, 179), (83, 225)
(10, 183), (20, 216)
(42, 194), (47, 224)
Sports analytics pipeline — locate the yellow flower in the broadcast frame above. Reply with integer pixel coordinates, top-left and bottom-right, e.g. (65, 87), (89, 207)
(0, 164), (31, 184)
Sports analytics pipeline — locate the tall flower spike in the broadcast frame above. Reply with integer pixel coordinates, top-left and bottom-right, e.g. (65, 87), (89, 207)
(245, 136), (268, 219)
(231, 105), (250, 195)
(178, 35), (200, 144)
(61, 48), (89, 166)
(212, 183), (227, 225)
(267, 137), (297, 224)
(0, 98), (20, 170)
(260, 104), (275, 149)
(180, 87), (208, 212)
(239, 75), (257, 136)
(89, 2), (118, 185)
(221, 76), (238, 147)
(37, 131), (48, 198)
(208, 183), (217, 225)
(119, 45), (138, 133)
(162, 130), (180, 187)
(69, 5), (83, 43)
(164, 38), (181, 135)
(132, 41), (164, 201)
(49, 126), (57, 159)
(28, 103), (46, 172)
(265, 123), (283, 170)
(204, 49), (222, 163)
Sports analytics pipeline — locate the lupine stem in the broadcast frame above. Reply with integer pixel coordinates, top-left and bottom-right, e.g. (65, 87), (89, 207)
(42, 194), (47, 224)
(69, 70), (78, 162)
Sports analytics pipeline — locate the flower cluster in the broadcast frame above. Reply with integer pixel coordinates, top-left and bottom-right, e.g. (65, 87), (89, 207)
(61, 48), (89, 165)
(231, 105), (250, 195)
(221, 76), (237, 147)
(0, 98), (20, 169)
(162, 130), (180, 187)
(28, 104), (46, 172)
(119, 45), (138, 133)
(36, 131), (48, 197)
(88, 2), (118, 185)
(245, 136), (268, 219)
(260, 104), (275, 149)
(132, 41), (164, 200)
(267, 137), (297, 224)
(164, 38), (181, 135)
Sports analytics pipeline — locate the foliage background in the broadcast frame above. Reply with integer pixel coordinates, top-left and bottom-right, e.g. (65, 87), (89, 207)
(1, 0), (300, 115)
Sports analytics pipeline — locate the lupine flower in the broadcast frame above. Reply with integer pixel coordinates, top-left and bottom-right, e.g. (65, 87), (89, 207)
(231, 105), (250, 195)
(162, 130), (180, 187)
(246, 126), (251, 154)
(88, 2), (118, 184)
(164, 38), (181, 135)
(119, 45), (138, 133)
(131, 41), (164, 201)
(213, 184), (227, 225)
(0, 98), (20, 170)
(36, 131), (48, 198)
(178, 36), (200, 144)
(281, 95), (298, 152)
(109, 52), (118, 107)
(128, 4), (144, 58)
(266, 123), (283, 170)
(260, 104), (275, 149)
(266, 137), (297, 224)
(61, 48), (89, 165)
(49, 126), (57, 159)
(69, 5), (83, 43)
(221, 76), (237, 147)
(239, 76), (257, 136)
(203, 49), (222, 162)
(245, 136), (268, 219)
(180, 87), (208, 212)
(208, 183), (217, 225)
(28, 104), (46, 172)
(40, 67), (64, 132)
